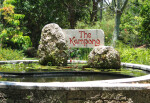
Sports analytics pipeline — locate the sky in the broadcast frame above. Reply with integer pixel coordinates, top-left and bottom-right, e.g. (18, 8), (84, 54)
(106, 0), (112, 3)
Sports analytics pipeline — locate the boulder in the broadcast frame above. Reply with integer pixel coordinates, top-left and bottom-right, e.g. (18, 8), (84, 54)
(38, 23), (68, 66)
(88, 46), (121, 69)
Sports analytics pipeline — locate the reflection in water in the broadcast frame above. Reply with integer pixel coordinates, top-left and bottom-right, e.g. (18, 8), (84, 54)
(0, 74), (131, 82)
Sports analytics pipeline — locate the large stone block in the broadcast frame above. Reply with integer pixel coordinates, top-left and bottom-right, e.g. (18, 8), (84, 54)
(88, 46), (121, 69)
(63, 29), (104, 48)
(38, 23), (68, 66)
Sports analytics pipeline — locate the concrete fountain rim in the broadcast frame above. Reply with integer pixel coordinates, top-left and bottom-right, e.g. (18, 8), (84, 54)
(0, 60), (150, 90)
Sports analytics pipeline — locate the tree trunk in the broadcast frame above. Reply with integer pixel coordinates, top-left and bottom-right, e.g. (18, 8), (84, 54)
(28, 24), (41, 49)
(0, 38), (2, 48)
(112, 0), (121, 46)
(90, 0), (98, 22)
(135, 0), (139, 6)
(100, 0), (103, 21)
(31, 31), (41, 48)
(112, 12), (121, 46)
(67, 3), (77, 29)
(68, 8), (76, 29)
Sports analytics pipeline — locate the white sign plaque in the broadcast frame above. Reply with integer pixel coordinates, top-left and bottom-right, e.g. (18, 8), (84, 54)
(63, 29), (104, 48)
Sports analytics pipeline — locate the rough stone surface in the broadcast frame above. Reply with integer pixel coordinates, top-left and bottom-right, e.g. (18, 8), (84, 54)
(1, 89), (150, 103)
(88, 46), (121, 69)
(38, 23), (68, 66)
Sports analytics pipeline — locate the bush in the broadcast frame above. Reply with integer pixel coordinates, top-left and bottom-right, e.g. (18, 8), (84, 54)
(139, 0), (150, 44)
(0, 48), (25, 60)
(116, 41), (150, 65)
(4, 35), (32, 50)
(68, 48), (92, 60)
(120, 0), (150, 46)
(0, 0), (32, 50)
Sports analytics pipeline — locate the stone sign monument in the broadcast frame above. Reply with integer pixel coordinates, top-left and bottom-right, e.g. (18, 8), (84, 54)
(63, 29), (104, 48)
(38, 23), (120, 68)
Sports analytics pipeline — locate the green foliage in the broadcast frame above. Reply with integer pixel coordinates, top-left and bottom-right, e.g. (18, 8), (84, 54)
(10, 35), (32, 50)
(47, 62), (52, 66)
(116, 41), (150, 65)
(139, 0), (150, 44)
(120, 0), (150, 46)
(14, 0), (90, 47)
(68, 48), (92, 60)
(120, 1), (140, 46)
(0, 0), (32, 50)
(0, 48), (25, 60)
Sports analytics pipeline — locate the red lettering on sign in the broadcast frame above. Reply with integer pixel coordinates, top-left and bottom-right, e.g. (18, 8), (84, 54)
(69, 36), (100, 47)
(69, 31), (101, 47)
(84, 32), (87, 38)
(95, 39), (100, 46)
(79, 31), (92, 39)
(87, 33), (91, 38)
(79, 31), (85, 38)
(70, 36), (75, 46)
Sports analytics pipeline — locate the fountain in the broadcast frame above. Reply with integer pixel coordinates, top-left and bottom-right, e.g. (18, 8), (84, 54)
(0, 23), (150, 102)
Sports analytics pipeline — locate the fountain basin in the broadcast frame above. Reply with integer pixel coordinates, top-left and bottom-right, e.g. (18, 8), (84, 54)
(0, 60), (150, 102)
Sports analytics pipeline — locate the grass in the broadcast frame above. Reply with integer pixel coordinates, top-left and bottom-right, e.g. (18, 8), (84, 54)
(0, 48), (25, 60)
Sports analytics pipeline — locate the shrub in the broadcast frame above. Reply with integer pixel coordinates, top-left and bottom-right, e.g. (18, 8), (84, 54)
(116, 41), (150, 65)
(0, 48), (25, 60)
(139, 0), (150, 45)
(120, 0), (150, 46)
(0, 0), (32, 50)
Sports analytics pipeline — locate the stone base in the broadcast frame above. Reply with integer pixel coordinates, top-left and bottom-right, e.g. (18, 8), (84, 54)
(0, 89), (150, 103)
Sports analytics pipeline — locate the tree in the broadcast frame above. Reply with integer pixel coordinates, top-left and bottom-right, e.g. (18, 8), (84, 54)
(120, 0), (150, 46)
(14, 0), (91, 48)
(62, 0), (90, 29)
(104, 0), (128, 46)
(15, 0), (67, 48)
(100, 0), (103, 21)
(90, 0), (99, 22)
(0, 0), (31, 49)
(139, 0), (150, 44)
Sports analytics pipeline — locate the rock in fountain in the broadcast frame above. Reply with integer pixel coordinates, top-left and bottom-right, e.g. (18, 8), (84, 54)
(38, 23), (68, 66)
(88, 46), (121, 69)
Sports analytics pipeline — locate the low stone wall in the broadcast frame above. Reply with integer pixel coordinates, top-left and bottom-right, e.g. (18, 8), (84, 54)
(0, 81), (150, 103)
(0, 89), (150, 103)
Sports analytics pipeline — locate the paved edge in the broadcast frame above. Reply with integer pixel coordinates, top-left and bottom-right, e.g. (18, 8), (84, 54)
(121, 62), (150, 71)
(0, 60), (150, 90)
(0, 81), (150, 90)
(0, 60), (39, 64)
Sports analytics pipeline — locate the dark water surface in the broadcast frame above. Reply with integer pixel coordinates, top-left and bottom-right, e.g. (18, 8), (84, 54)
(0, 72), (132, 82)
(0, 63), (148, 82)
